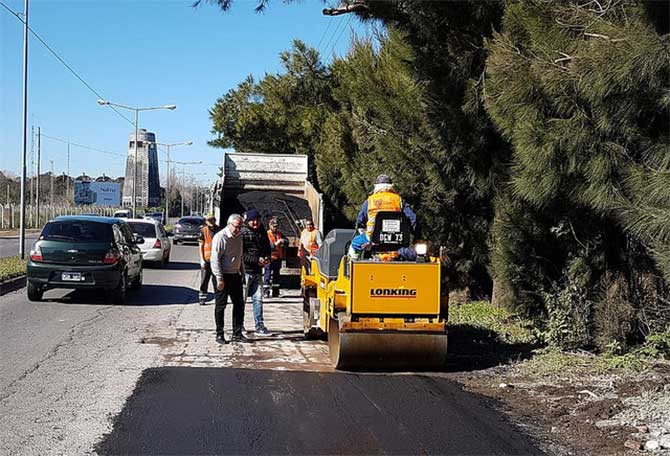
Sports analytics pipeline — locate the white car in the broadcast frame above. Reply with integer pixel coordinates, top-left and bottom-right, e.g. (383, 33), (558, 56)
(126, 219), (171, 266)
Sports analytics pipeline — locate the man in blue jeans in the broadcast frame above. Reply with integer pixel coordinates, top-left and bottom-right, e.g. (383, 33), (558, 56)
(240, 209), (272, 336)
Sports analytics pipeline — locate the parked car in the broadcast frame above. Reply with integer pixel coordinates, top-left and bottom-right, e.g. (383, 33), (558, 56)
(173, 216), (205, 245)
(26, 215), (144, 304)
(127, 219), (171, 266)
(143, 212), (164, 225)
(113, 209), (132, 218)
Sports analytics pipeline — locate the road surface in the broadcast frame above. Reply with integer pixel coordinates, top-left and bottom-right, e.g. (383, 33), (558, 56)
(0, 244), (543, 455)
(0, 233), (40, 259)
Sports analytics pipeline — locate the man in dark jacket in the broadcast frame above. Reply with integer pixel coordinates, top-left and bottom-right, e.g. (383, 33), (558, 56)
(241, 209), (272, 335)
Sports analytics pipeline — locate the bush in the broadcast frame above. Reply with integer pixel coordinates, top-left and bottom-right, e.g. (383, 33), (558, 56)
(0, 256), (27, 281)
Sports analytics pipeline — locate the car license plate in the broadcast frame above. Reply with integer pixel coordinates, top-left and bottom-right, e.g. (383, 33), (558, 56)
(62, 272), (82, 282)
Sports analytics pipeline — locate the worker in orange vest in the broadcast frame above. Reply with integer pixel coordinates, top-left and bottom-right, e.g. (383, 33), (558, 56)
(264, 218), (286, 298)
(299, 219), (323, 275)
(198, 213), (221, 305)
(356, 174), (417, 236)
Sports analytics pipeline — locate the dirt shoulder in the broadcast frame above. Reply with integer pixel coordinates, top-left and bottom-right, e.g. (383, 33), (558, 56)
(445, 320), (670, 455)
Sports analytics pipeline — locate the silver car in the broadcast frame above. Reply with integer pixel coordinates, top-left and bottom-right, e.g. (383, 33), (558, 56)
(126, 219), (171, 267)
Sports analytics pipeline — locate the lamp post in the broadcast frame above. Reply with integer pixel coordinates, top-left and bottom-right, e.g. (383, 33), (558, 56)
(149, 140), (192, 223)
(171, 161), (202, 217)
(97, 99), (176, 218)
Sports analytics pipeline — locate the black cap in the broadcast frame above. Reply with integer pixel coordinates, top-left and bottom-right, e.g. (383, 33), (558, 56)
(376, 174), (392, 184)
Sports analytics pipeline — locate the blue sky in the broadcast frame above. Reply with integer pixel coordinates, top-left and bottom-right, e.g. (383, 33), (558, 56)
(0, 0), (369, 186)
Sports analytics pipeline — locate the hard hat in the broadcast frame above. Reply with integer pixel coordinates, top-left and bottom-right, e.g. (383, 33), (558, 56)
(269, 218), (279, 226)
(206, 213), (216, 220)
(375, 174), (392, 184)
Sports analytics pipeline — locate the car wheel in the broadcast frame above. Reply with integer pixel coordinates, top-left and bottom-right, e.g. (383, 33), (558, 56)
(113, 273), (127, 304)
(27, 281), (43, 302)
(130, 267), (143, 290)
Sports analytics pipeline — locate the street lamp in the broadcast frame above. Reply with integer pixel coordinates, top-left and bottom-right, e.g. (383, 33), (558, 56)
(97, 99), (176, 217)
(146, 140), (193, 223)
(171, 160), (202, 217)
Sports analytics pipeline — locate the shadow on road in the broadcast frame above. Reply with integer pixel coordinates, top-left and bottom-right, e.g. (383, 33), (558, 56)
(445, 323), (537, 372)
(162, 261), (199, 271)
(95, 366), (543, 456)
(42, 284), (199, 306)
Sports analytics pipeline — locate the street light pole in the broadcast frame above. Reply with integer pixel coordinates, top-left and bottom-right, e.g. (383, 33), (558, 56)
(97, 99), (176, 218)
(19, 0), (29, 259)
(133, 109), (138, 217)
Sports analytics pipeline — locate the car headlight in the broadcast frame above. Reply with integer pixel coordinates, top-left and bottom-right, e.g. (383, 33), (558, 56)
(415, 242), (428, 256)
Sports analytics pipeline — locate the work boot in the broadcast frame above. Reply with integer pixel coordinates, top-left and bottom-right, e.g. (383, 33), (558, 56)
(263, 290), (271, 299)
(215, 334), (228, 344)
(199, 293), (207, 305)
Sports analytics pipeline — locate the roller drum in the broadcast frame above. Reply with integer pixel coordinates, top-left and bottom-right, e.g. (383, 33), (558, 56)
(328, 318), (448, 370)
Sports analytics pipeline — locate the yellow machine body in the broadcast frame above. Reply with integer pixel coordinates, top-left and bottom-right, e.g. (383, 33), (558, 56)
(302, 246), (448, 370)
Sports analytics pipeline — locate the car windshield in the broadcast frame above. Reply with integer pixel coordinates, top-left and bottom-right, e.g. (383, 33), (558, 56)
(41, 221), (113, 242)
(128, 222), (157, 238)
(178, 218), (203, 226)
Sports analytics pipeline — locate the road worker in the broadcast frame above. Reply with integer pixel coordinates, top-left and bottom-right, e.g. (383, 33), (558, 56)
(356, 174), (417, 236)
(264, 218), (286, 298)
(198, 213), (221, 305)
(299, 219), (323, 275)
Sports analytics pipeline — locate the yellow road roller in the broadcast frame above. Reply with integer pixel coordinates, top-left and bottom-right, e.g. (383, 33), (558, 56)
(301, 212), (448, 370)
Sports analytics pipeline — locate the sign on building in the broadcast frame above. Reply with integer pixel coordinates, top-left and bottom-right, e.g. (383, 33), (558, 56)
(74, 181), (121, 206)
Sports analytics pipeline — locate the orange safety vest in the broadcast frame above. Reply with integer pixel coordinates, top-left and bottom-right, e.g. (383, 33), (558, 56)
(200, 225), (217, 261)
(267, 229), (285, 260)
(299, 228), (319, 257)
(366, 190), (402, 236)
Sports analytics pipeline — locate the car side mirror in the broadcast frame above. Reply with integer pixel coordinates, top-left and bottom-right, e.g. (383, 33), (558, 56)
(134, 235), (145, 245)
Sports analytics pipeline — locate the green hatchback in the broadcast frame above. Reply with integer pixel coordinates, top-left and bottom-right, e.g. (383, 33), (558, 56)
(27, 216), (144, 304)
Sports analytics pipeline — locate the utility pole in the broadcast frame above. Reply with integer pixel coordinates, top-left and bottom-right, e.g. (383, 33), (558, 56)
(36, 126), (41, 227)
(67, 140), (70, 203)
(50, 160), (54, 202)
(30, 125), (34, 208)
(181, 165), (185, 218)
(19, 0), (29, 259)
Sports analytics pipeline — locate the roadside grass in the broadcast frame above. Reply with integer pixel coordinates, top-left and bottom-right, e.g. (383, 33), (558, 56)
(448, 301), (538, 345)
(517, 333), (670, 379)
(446, 301), (539, 371)
(0, 256), (27, 281)
(447, 300), (670, 376)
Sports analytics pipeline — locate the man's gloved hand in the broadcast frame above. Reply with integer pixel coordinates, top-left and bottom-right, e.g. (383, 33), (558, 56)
(216, 279), (225, 291)
(357, 228), (366, 235)
(200, 259), (206, 268)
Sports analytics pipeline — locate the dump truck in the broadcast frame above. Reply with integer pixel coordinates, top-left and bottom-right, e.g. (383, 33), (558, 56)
(212, 152), (323, 268)
(302, 211), (449, 370)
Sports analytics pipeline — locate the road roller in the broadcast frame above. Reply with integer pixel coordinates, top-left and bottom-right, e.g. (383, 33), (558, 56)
(301, 211), (448, 370)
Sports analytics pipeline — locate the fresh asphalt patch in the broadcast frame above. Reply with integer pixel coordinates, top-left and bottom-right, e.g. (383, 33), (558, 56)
(96, 366), (543, 455)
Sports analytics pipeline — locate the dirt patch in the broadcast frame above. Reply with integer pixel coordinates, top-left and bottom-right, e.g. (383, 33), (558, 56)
(453, 361), (670, 455)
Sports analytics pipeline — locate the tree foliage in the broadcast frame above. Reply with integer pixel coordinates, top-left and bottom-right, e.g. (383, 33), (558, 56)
(206, 0), (670, 348)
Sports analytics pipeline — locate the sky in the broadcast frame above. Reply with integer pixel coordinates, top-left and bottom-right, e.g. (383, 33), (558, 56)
(0, 0), (369, 187)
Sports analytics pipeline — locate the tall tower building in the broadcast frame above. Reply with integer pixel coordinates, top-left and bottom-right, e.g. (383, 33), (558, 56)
(123, 129), (160, 207)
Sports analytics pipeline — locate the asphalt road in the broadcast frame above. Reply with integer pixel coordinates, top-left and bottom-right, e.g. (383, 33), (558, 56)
(0, 244), (543, 455)
(0, 233), (40, 258)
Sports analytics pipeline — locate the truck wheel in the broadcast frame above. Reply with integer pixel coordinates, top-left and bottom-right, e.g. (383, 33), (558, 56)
(27, 281), (43, 302)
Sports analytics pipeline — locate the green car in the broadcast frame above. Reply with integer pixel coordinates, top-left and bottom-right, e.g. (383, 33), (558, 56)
(27, 216), (144, 304)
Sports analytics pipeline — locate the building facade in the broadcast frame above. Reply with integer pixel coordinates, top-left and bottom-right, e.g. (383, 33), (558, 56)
(123, 129), (160, 207)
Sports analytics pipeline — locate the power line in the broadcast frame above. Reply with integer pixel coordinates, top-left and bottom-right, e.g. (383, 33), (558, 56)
(328, 15), (353, 59)
(41, 133), (127, 159)
(0, 0), (134, 126)
(320, 15), (346, 59)
(315, 15), (333, 53)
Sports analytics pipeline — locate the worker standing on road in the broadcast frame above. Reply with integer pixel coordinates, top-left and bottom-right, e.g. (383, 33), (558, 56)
(356, 174), (418, 236)
(198, 213), (221, 305)
(299, 219), (323, 275)
(299, 219), (322, 258)
(264, 218), (286, 298)
(241, 209), (272, 336)
(211, 214), (250, 344)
